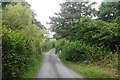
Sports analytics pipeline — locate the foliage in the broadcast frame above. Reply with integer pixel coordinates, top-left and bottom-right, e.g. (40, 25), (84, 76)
(56, 40), (118, 68)
(49, 1), (98, 39)
(55, 16), (119, 52)
(2, 0), (119, 78)
(2, 28), (37, 78)
(59, 53), (118, 78)
(2, 3), (33, 29)
(2, 27), (52, 78)
(2, 2), (51, 78)
(40, 39), (53, 52)
(76, 17), (119, 51)
(55, 38), (69, 53)
(32, 18), (46, 29)
(55, 18), (119, 67)
(22, 54), (43, 78)
(98, 2), (120, 22)
(1, 0), (25, 8)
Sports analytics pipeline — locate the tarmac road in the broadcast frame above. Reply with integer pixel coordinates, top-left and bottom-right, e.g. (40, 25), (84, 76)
(34, 48), (84, 79)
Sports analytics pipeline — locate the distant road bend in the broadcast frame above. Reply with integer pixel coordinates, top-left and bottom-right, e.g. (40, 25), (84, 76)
(34, 48), (83, 78)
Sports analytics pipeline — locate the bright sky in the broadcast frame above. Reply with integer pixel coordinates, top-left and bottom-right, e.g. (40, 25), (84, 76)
(26, 0), (64, 29)
(26, 0), (103, 38)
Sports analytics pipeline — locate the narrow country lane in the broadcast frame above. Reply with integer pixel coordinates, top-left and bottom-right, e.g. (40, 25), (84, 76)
(34, 48), (84, 78)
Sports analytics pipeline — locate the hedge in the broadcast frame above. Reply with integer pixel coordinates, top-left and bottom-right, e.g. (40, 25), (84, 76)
(2, 28), (42, 78)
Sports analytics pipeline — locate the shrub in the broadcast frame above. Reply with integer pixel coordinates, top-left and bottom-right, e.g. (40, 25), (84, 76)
(61, 41), (116, 63)
(55, 38), (68, 53)
(40, 39), (52, 52)
(2, 28), (41, 78)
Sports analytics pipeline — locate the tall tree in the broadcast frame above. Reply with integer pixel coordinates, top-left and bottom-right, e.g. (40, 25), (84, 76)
(49, 1), (97, 39)
(2, 3), (33, 29)
(32, 18), (46, 29)
(98, 2), (120, 22)
(2, 2), (48, 39)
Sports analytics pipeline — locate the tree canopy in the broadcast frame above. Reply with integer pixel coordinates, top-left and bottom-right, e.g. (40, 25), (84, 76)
(98, 2), (120, 22)
(49, 1), (98, 39)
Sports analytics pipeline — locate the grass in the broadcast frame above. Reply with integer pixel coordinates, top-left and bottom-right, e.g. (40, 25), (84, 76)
(58, 52), (118, 78)
(22, 53), (43, 78)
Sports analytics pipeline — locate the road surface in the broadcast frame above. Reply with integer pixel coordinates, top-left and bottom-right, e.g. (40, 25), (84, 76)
(34, 48), (84, 78)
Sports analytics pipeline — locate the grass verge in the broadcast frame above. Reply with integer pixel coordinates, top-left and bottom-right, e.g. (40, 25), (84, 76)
(22, 53), (43, 78)
(58, 52), (118, 78)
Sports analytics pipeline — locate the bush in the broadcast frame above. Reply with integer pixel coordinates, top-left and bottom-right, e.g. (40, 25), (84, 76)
(61, 40), (117, 64)
(55, 38), (68, 53)
(40, 39), (52, 52)
(2, 28), (42, 78)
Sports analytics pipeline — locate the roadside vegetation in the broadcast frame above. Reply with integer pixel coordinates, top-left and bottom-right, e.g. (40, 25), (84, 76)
(49, 0), (119, 78)
(1, 0), (119, 79)
(22, 54), (43, 78)
(58, 52), (118, 78)
(2, 1), (52, 78)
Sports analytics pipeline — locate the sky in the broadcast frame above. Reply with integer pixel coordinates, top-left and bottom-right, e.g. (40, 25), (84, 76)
(26, 0), (103, 38)
(26, 0), (64, 29)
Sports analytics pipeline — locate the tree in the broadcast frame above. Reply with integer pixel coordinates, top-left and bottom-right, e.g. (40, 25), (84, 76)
(1, 0), (25, 9)
(32, 18), (46, 29)
(2, 3), (48, 39)
(98, 2), (120, 22)
(2, 3), (33, 29)
(49, 1), (97, 39)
